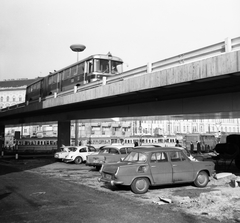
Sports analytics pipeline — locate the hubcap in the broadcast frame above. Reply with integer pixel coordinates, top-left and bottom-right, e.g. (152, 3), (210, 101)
(198, 174), (206, 185)
(136, 179), (146, 191)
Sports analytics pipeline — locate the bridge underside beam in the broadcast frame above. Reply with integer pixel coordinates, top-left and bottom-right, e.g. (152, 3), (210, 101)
(3, 91), (240, 125)
(0, 125), (4, 151)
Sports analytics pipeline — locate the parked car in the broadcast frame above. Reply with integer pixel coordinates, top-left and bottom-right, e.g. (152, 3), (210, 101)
(86, 145), (134, 170)
(54, 146), (75, 161)
(63, 145), (97, 164)
(98, 147), (215, 194)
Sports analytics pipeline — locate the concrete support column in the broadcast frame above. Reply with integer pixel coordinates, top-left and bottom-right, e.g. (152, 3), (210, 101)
(57, 121), (71, 150)
(0, 125), (5, 156)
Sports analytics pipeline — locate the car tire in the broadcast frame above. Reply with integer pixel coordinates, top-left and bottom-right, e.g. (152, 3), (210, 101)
(131, 178), (149, 194)
(194, 171), (209, 187)
(74, 156), (83, 164)
(95, 166), (101, 171)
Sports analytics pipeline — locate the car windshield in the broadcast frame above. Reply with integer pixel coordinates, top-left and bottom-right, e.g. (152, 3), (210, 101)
(123, 152), (147, 162)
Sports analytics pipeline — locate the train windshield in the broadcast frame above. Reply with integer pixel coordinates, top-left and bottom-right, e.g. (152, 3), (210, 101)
(94, 59), (122, 74)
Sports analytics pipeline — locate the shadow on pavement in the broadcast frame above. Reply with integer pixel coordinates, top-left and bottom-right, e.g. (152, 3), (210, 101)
(0, 156), (57, 176)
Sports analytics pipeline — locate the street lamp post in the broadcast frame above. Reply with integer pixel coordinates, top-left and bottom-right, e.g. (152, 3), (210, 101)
(70, 44), (86, 146)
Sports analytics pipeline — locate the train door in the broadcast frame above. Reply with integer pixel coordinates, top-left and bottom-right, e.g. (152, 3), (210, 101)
(85, 59), (94, 82)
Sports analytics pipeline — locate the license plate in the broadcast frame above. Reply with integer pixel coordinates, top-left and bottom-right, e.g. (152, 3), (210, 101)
(93, 160), (99, 163)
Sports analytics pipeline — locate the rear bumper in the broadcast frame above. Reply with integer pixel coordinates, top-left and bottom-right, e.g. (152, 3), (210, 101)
(86, 162), (103, 167)
(98, 177), (123, 186)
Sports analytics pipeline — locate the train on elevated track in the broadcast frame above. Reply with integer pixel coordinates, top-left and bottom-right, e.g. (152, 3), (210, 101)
(26, 53), (123, 104)
(1, 53), (123, 111)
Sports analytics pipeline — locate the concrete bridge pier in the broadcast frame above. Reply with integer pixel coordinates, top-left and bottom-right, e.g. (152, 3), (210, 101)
(0, 125), (4, 155)
(57, 121), (71, 150)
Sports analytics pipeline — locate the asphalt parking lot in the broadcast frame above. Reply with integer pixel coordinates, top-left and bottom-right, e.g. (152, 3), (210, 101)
(1, 157), (240, 222)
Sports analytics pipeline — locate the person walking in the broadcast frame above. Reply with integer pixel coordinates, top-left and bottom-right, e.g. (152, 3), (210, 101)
(190, 141), (194, 154)
(175, 140), (181, 147)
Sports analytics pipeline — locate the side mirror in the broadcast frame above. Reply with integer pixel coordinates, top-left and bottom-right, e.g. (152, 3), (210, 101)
(120, 157), (124, 162)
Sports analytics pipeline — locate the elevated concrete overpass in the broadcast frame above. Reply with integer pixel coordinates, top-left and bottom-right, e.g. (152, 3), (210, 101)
(1, 37), (240, 148)
(1, 50), (240, 125)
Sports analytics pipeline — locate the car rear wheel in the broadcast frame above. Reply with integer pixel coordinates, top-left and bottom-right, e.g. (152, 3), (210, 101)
(131, 178), (149, 194)
(194, 171), (209, 187)
(95, 166), (101, 171)
(74, 156), (83, 164)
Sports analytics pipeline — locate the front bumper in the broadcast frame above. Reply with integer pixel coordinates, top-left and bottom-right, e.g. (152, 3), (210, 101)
(63, 159), (74, 163)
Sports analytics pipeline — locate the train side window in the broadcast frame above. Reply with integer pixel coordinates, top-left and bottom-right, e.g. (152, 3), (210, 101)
(71, 66), (77, 76)
(63, 69), (71, 80)
(77, 63), (84, 75)
(49, 76), (52, 85)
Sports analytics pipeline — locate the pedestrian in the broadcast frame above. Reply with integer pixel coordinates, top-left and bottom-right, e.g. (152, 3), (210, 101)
(197, 141), (201, 154)
(190, 141), (194, 154)
(175, 140), (181, 147)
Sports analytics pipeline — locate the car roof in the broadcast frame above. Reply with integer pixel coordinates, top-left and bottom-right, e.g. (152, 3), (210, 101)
(133, 146), (183, 153)
(101, 144), (132, 149)
(62, 145), (94, 148)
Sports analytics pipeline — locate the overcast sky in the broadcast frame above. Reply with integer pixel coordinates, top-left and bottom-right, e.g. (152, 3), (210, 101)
(0, 0), (240, 81)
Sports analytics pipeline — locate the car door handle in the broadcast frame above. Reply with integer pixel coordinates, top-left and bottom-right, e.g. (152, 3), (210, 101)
(172, 165), (177, 167)
(151, 166), (156, 167)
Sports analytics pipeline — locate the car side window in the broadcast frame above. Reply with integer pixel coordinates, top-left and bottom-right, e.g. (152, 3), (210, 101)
(88, 146), (96, 152)
(109, 148), (119, 154)
(150, 152), (168, 162)
(180, 151), (186, 161)
(126, 147), (133, 154)
(169, 151), (182, 162)
(80, 147), (87, 153)
(120, 148), (127, 154)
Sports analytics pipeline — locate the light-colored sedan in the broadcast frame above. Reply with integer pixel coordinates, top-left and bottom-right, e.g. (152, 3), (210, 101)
(86, 145), (134, 171)
(54, 146), (74, 161)
(63, 145), (97, 164)
(99, 147), (215, 194)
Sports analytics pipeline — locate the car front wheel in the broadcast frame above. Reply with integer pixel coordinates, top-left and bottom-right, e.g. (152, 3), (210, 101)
(74, 156), (83, 164)
(131, 178), (149, 194)
(194, 171), (209, 187)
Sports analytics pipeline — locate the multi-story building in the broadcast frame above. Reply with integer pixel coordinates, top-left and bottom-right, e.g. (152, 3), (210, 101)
(0, 78), (40, 109)
(0, 78), (39, 137)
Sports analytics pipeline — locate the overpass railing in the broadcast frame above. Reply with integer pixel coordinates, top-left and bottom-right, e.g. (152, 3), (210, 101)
(107, 36), (240, 81)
